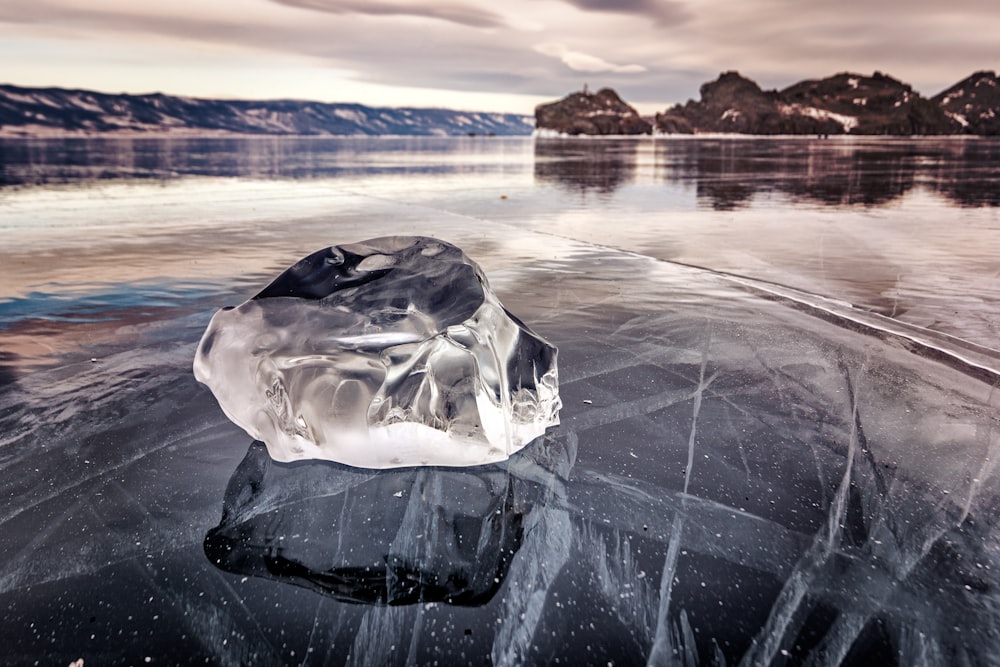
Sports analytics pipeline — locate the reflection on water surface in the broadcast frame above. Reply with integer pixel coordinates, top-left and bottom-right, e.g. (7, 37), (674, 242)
(5, 135), (1000, 208)
(534, 136), (1000, 208)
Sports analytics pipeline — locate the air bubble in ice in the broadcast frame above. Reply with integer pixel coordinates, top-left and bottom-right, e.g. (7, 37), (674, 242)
(193, 236), (560, 468)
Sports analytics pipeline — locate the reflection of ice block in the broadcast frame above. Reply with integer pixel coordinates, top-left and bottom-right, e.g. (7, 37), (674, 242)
(204, 441), (530, 605)
(193, 236), (560, 468)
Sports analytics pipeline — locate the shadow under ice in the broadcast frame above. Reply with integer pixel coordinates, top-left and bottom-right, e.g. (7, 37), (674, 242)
(204, 442), (536, 606)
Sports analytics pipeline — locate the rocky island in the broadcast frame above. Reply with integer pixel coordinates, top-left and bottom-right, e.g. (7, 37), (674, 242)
(534, 87), (651, 136)
(932, 71), (1000, 136)
(537, 70), (1000, 136)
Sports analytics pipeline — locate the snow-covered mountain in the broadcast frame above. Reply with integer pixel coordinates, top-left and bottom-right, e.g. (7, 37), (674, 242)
(653, 71), (964, 135)
(932, 71), (1000, 136)
(536, 71), (1000, 136)
(0, 85), (534, 136)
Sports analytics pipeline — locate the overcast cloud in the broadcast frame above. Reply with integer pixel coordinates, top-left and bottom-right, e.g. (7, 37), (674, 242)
(0, 0), (996, 113)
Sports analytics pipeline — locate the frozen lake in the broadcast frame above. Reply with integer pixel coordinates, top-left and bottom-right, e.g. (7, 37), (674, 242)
(1, 136), (999, 665)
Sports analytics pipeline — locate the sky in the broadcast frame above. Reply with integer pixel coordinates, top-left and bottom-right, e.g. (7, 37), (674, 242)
(0, 0), (998, 115)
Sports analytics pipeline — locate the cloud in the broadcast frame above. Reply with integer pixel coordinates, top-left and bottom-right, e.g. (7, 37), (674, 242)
(269, 0), (505, 28)
(3, 0), (1000, 114)
(560, 0), (690, 24)
(534, 42), (646, 74)
(675, 0), (1000, 98)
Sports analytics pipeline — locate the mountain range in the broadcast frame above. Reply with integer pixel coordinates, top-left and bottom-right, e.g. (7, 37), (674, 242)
(0, 84), (534, 137)
(4, 70), (998, 138)
(538, 70), (1000, 136)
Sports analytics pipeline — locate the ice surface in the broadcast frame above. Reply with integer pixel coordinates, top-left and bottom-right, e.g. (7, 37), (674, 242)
(193, 236), (560, 468)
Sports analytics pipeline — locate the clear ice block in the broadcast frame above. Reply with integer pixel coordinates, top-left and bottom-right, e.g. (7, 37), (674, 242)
(193, 236), (561, 468)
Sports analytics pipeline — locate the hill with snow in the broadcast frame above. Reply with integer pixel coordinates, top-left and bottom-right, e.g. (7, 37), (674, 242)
(535, 71), (1000, 136)
(0, 85), (534, 137)
(932, 71), (1000, 136)
(534, 88), (651, 136)
(654, 71), (971, 135)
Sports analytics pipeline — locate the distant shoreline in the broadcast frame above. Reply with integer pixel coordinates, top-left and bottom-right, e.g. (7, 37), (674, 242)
(2, 129), (990, 140)
(0, 128), (526, 139)
(0, 83), (534, 138)
(532, 130), (986, 140)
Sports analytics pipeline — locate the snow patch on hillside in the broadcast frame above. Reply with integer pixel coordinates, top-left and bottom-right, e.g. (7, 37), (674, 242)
(780, 103), (858, 131)
(945, 111), (970, 127)
(942, 90), (965, 106)
(333, 108), (366, 124)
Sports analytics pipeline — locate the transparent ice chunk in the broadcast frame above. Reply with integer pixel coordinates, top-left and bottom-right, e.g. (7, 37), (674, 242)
(193, 236), (561, 468)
